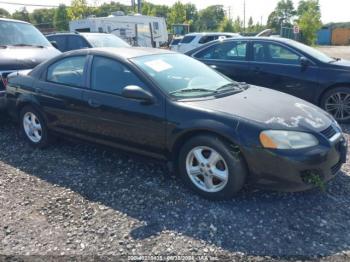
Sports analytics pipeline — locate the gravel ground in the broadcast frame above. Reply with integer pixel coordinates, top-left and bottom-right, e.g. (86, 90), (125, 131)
(0, 113), (350, 262)
(316, 46), (350, 60)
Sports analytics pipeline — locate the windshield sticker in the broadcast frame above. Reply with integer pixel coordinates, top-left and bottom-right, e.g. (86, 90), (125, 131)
(144, 59), (173, 72)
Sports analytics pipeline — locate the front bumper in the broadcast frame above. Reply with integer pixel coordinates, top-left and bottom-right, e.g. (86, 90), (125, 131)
(241, 133), (348, 192)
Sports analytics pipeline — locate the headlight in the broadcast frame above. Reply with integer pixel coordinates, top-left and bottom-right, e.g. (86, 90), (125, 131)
(260, 130), (319, 149)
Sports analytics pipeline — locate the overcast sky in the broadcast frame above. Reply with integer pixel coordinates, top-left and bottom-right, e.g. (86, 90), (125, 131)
(1, 0), (349, 24)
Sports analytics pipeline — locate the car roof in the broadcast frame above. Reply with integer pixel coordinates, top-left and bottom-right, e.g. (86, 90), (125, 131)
(185, 32), (240, 37)
(47, 32), (111, 36)
(64, 47), (175, 59)
(0, 18), (30, 24)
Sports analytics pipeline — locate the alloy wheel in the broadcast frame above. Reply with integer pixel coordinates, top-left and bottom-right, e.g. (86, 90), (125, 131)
(325, 92), (350, 121)
(23, 112), (42, 143)
(185, 146), (229, 193)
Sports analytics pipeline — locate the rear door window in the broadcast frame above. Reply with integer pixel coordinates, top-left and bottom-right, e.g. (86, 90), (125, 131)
(48, 35), (67, 52)
(47, 56), (87, 87)
(198, 35), (216, 44)
(195, 41), (248, 61)
(67, 36), (89, 51)
(180, 35), (196, 44)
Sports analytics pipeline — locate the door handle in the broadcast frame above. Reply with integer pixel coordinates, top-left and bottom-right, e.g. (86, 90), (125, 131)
(88, 99), (101, 108)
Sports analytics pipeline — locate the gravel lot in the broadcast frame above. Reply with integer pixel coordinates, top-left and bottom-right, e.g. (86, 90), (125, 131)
(316, 46), (350, 60)
(2, 46), (350, 262)
(0, 113), (350, 262)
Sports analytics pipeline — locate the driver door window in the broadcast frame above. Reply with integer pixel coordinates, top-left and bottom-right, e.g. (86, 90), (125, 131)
(47, 56), (87, 87)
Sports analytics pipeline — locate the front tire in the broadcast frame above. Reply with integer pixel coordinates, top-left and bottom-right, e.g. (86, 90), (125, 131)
(178, 135), (247, 200)
(20, 106), (50, 148)
(321, 87), (350, 123)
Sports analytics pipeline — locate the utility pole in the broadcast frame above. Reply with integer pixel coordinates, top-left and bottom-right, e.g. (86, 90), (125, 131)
(243, 0), (246, 33)
(131, 0), (135, 12)
(137, 0), (142, 14)
(228, 6), (231, 20)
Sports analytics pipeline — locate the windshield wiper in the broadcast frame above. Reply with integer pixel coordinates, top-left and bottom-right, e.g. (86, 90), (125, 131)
(216, 82), (248, 92)
(11, 44), (45, 48)
(329, 57), (341, 63)
(170, 88), (217, 95)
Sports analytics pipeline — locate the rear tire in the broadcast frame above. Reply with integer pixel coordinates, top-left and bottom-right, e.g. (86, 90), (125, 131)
(20, 105), (50, 148)
(320, 87), (350, 123)
(178, 135), (247, 200)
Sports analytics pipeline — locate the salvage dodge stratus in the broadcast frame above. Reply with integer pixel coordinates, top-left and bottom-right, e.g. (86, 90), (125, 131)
(6, 48), (348, 200)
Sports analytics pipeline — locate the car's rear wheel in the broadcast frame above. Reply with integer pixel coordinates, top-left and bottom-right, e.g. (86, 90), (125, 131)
(20, 106), (50, 148)
(321, 87), (350, 123)
(178, 135), (247, 200)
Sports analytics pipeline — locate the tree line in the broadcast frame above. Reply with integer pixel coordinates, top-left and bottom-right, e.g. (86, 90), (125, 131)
(0, 0), (322, 45)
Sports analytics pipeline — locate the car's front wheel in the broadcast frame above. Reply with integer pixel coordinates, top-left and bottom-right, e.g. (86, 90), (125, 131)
(321, 87), (350, 123)
(20, 106), (50, 148)
(178, 135), (247, 200)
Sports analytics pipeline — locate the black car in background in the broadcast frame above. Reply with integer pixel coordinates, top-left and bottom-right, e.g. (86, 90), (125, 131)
(0, 18), (61, 110)
(46, 32), (130, 52)
(6, 48), (347, 200)
(186, 37), (350, 123)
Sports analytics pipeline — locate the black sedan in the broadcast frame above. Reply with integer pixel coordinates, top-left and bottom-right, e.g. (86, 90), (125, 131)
(5, 48), (348, 200)
(186, 37), (350, 123)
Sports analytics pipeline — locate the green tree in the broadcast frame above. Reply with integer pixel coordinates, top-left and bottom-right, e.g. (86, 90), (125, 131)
(184, 3), (198, 31)
(233, 16), (243, 32)
(93, 1), (130, 17)
(68, 0), (90, 20)
(54, 4), (69, 31)
(167, 1), (186, 26)
(30, 8), (55, 29)
(219, 17), (234, 32)
(197, 5), (225, 31)
(247, 16), (254, 32)
(12, 7), (30, 22)
(297, 0), (321, 45)
(0, 8), (10, 18)
(267, 0), (296, 32)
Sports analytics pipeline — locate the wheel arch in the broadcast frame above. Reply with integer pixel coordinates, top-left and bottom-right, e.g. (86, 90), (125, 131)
(318, 83), (350, 106)
(170, 129), (242, 168)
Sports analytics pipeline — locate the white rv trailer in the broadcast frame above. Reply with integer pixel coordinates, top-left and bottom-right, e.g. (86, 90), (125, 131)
(69, 12), (168, 48)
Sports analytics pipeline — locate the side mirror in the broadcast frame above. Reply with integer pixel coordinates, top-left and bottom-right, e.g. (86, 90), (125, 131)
(300, 57), (310, 67)
(50, 41), (59, 49)
(121, 85), (155, 104)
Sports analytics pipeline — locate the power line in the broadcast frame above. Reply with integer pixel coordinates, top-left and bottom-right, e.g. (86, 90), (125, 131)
(0, 1), (59, 7)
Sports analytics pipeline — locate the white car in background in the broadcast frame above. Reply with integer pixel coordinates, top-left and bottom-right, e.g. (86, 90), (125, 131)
(169, 36), (183, 51)
(177, 32), (241, 53)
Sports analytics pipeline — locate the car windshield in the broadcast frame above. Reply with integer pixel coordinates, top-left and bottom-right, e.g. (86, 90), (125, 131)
(285, 39), (334, 63)
(83, 34), (130, 48)
(0, 20), (51, 47)
(131, 53), (240, 98)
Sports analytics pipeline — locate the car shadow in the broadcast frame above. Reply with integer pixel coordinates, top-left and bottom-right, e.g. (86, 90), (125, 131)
(1, 114), (350, 259)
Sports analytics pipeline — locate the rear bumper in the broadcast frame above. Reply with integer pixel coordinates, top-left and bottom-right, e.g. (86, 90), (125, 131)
(241, 134), (348, 192)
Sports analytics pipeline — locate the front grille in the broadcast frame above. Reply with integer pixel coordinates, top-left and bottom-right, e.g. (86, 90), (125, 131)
(331, 161), (342, 175)
(321, 125), (337, 139)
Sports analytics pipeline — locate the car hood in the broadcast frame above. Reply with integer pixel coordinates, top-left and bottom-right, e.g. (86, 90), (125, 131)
(329, 59), (350, 69)
(0, 46), (61, 71)
(186, 86), (332, 132)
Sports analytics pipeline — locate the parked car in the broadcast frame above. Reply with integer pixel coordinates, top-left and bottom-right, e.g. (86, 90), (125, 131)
(169, 37), (183, 52)
(177, 32), (241, 53)
(186, 37), (350, 123)
(0, 18), (61, 110)
(46, 32), (130, 52)
(6, 48), (347, 200)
